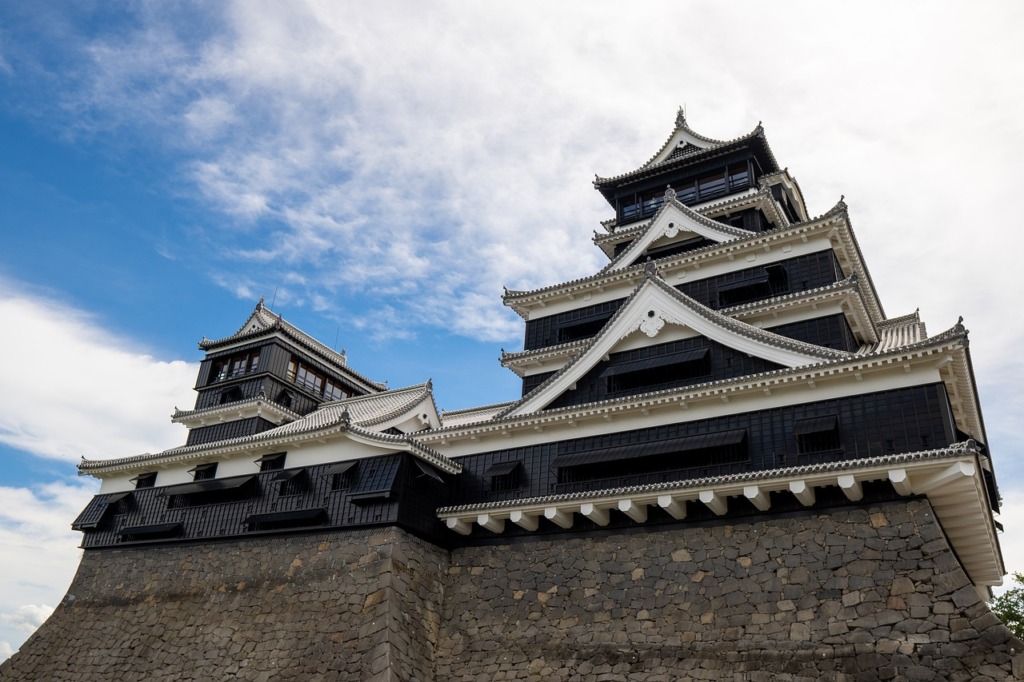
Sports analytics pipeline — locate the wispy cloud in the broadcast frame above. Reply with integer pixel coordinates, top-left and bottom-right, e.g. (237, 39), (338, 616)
(0, 278), (197, 463)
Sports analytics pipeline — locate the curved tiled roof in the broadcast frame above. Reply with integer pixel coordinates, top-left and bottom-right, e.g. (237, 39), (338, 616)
(506, 198), (885, 329)
(80, 382), (459, 475)
(594, 111), (777, 188)
(198, 300), (387, 392)
(501, 277), (874, 373)
(420, 313), (972, 438)
(506, 200), (845, 305)
(598, 190), (754, 274)
(171, 397), (302, 425)
(871, 311), (928, 352)
(496, 269), (850, 420)
(440, 402), (516, 428)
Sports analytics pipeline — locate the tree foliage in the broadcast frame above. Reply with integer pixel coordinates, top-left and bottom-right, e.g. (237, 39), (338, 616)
(989, 571), (1024, 639)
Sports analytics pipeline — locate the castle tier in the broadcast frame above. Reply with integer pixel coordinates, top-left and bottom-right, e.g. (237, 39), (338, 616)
(73, 110), (1003, 594)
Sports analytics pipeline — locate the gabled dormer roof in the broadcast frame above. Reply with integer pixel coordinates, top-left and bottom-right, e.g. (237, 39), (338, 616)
(593, 110), (780, 196)
(500, 263), (849, 418)
(501, 277), (878, 378)
(601, 187), (752, 273)
(199, 299), (387, 393)
(79, 382), (457, 476)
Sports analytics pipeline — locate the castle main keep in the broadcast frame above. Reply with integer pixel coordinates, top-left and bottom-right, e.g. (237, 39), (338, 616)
(2, 111), (1019, 680)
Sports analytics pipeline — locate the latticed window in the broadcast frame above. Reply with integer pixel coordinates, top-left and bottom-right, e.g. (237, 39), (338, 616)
(190, 462), (217, 480)
(794, 416), (841, 455)
(209, 350), (261, 384)
(256, 453), (286, 472)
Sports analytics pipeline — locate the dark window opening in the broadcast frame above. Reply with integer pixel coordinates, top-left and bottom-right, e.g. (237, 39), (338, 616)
(275, 390), (294, 409)
(697, 171), (726, 200)
(132, 472), (157, 489)
(324, 461), (358, 491)
(794, 415), (841, 455)
(484, 461), (522, 493)
(605, 349), (710, 395)
(256, 453), (286, 472)
(554, 430), (748, 493)
(642, 235), (712, 261)
(118, 523), (183, 542)
(274, 469), (308, 496)
(164, 475), (257, 509)
(728, 162), (750, 191)
(558, 316), (611, 343)
(412, 459), (444, 485)
(107, 491), (134, 515)
(244, 508), (328, 532)
(717, 264), (789, 307)
(219, 386), (243, 404)
(209, 350), (261, 384)
(288, 358), (350, 401)
(190, 462), (218, 481)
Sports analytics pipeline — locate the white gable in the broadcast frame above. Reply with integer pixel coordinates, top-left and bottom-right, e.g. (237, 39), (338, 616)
(604, 194), (750, 273)
(505, 273), (847, 417)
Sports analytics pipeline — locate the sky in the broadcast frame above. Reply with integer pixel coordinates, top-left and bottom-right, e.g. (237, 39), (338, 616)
(1, 0), (1023, 659)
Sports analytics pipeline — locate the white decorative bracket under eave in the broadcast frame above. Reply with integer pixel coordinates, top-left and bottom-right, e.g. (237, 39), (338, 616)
(436, 448), (1000, 587)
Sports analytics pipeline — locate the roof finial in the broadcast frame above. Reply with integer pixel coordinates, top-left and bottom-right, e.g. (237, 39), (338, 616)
(256, 295), (266, 310)
(676, 105), (687, 128)
(644, 257), (658, 279)
(340, 409), (351, 428)
(664, 185), (677, 201)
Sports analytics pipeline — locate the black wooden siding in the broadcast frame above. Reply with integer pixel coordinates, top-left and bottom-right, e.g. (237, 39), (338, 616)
(76, 453), (451, 550)
(75, 383), (967, 549)
(194, 339), (369, 415)
(610, 149), (764, 224)
(519, 313), (858, 399)
(523, 250), (844, 350)
(454, 382), (958, 507)
(545, 337), (785, 409)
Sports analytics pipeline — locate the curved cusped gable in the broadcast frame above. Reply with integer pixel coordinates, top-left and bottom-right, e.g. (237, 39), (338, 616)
(642, 108), (731, 169)
(501, 266), (849, 417)
(602, 188), (751, 273)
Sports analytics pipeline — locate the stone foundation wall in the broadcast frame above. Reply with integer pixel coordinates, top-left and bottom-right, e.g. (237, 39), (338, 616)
(2, 499), (1021, 680)
(0, 527), (448, 681)
(437, 500), (1023, 681)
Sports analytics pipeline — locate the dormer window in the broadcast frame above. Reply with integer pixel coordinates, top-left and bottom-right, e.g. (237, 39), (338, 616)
(219, 386), (243, 404)
(190, 462), (217, 481)
(794, 416), (841, 457)
(256, 453), (286, 472)
(131, 472), (157, 489)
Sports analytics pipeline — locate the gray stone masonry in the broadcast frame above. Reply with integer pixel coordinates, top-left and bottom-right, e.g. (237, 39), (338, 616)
(2, 499), (1021, 680)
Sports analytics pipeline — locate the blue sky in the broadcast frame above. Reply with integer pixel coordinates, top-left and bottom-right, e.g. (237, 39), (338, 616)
(2, 0), (1024, 659)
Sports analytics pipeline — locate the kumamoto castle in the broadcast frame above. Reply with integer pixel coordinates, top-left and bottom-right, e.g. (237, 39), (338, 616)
(3, 111), (1021, 680)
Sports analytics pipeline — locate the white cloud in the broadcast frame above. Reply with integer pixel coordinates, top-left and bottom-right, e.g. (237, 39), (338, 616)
(0, 479), (97, 659)
(2, 604), (53, 634)
(2, 4), (1024, 660)
(48, 0), (1021, 351)
(0, 278), (197, 463)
